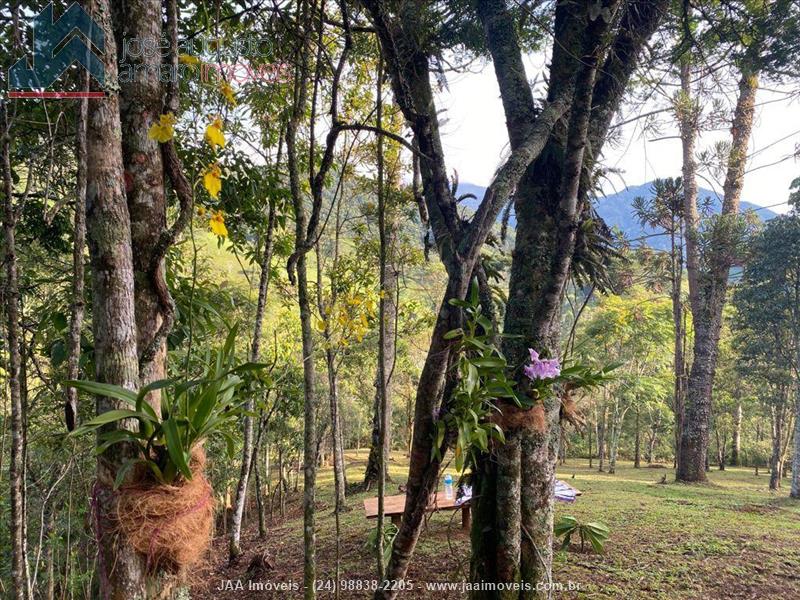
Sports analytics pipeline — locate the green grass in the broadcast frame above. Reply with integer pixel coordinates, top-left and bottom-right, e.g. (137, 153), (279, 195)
(193, 453), (800, 599)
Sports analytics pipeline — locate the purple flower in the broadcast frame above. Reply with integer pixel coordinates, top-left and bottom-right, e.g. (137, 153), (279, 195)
(524, 348), (561, 380)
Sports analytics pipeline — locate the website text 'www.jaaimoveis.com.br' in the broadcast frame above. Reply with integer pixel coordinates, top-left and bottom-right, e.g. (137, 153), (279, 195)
(216, 577), (582, 595)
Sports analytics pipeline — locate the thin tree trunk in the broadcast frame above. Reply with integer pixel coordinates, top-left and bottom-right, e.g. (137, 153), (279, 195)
(254, 441), (267, 539)
(587, 419), (593, 468)
(230, 204), (276, 560)
(608, 404), (628, 475)
(2, 101), (30, 600)
(64, 75), (88, 432)
(598, 404), (607, 472)
(327, 349), (347, 508)
(731, 402), (742, 467)
(671, 193), (685, 468)
(770, 404), (783, 490)
(634, 409), (641, 468)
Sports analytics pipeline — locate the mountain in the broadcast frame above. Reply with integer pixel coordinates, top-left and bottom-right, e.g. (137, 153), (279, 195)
(456, 181), (778, 251)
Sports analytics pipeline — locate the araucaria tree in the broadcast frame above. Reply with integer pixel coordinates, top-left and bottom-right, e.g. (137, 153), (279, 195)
(676, 0), (800, 482)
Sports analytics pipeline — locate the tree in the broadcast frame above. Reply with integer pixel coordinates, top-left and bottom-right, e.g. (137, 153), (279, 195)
(579, 289), (673, 474)
(734, 215), (800, 497)
(2, 98), (30, 600)
(82, 0), (146, 594)
(677, 0), (800, 483)
(469, 1), (669, 594)
(633, 178), (687, 465)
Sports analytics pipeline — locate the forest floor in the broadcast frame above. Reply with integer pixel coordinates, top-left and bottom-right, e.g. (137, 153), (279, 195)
(190, 452), (800, 599)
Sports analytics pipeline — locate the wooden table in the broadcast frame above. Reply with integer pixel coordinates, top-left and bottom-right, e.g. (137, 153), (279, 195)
(364, 492), (471, 530)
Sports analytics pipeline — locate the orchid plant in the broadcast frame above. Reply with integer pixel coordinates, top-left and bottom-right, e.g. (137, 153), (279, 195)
(435, 279), (617, 472)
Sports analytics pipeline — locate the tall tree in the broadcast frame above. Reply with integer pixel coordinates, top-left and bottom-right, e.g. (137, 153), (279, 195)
(734, 215), (800, 497)
(470, 1), (668, 594)
(285, 1), (352, 595)
(2, 100), (30, 600)
(677, 0), (799, 482)
(83, 0), (146, 594)
(633, 178), (687, 465)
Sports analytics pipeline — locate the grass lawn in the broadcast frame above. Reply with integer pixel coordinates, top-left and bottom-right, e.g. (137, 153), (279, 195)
(191, 451), (800, 599)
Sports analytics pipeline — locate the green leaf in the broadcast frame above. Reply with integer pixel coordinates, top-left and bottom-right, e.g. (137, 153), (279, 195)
(162, 418), (192, 480)
(74, 409), (156, 430)
(443, 328), (463, 340)
(64, 380), (138, 405)
(113, 460), (139, 489)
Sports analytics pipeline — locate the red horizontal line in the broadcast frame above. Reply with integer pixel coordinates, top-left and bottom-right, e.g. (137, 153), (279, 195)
(8, 91), (107, 99)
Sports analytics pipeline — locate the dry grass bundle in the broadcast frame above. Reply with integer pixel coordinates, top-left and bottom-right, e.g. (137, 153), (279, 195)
(115, 449), (215, 573)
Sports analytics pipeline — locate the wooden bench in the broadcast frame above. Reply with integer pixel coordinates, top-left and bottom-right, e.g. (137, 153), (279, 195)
(364, 481), (582, 532)
(364, 492), (472, 530)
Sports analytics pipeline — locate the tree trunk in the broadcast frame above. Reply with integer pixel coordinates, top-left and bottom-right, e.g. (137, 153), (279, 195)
(587, 420), (593, 468)
(792, 391), (800, 498)
(671, 195), (685, 468)
(2, 102), (30, 600)
(647, 425), (658, 464)
(608, 404), (627, 475)
(364, 220), (398, 491)
(598, 405), (607, 472)
(326, 348), (347, 510)
(678, 55), (760, 483)
(114, 0), (168, 410)
(731, 402), (742, 467)
(770, 405), (784, 490)
(364, 93), (399, 491)
(230, 205), (276, 560)
(84, 0), (146, 595)
(64, 75), (88, 432)
(634, 409), (641, 468)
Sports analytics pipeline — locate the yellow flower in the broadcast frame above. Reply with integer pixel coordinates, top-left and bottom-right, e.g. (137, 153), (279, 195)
(179, 53), (201, 67)
(147, 113), (176, 143)
(204, 116), (226, 151)
(209, 210), (228, 238)
(196, 205), (206, 217)
(202, 162), (222, 199)
(219, 80), (237, 107)
(315, 318), (326, 333)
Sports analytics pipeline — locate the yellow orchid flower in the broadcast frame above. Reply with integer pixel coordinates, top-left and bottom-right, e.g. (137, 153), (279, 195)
(219, 80), (237, 107)
(202, 163), (222, 199)
(179, 53), (201, 66)
(209, 210), (228, 238)
(147, 113), (176, 143)
(204, 116), (226, 151)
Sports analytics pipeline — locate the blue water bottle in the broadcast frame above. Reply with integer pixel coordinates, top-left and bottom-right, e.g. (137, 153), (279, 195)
(444, 473), (453, 499)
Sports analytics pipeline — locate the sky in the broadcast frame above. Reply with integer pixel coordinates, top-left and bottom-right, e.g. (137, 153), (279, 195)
(434, 55), (800, 214)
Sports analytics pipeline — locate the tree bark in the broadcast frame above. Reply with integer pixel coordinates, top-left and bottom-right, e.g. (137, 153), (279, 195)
(770, 403), (784, 490)
(678, 58), (760, 482)
(731, 402), (742, 467)
(2, 101), (30, 600)
(597, 404), (606, 472)
(65, 75), (88, 432)
(634, 409), (641, 468)
(326, 347), (347, 509)
(113, 0), (168, 406)
(84, 1), (146, 595)
(365, 87), (399, 492)
(230, 204), (276, 560)
(791, 391), (800, 498)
